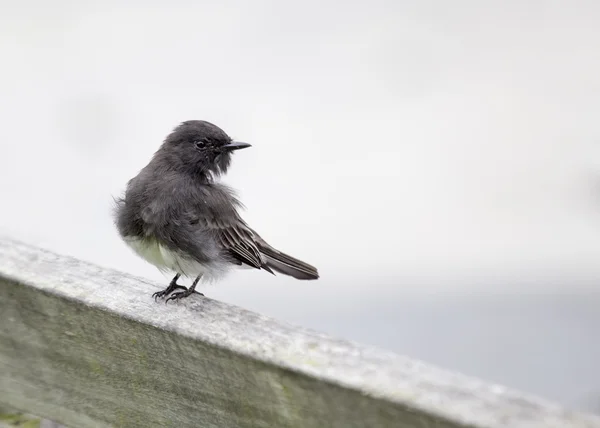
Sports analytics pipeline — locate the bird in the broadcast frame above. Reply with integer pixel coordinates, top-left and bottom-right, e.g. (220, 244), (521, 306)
(114, 120), (319, 303)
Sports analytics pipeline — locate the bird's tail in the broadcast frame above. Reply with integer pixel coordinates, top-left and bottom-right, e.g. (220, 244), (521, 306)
(256, 241), (319, 280)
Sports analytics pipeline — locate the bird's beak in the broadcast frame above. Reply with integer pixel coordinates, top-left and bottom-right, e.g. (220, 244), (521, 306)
(223, 141), (252, 151)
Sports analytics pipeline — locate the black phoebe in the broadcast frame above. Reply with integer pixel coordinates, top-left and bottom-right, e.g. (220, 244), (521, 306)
(114, 120), (319, 302)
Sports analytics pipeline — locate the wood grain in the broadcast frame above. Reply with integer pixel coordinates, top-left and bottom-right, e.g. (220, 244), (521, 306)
(0, 237), (598, 428)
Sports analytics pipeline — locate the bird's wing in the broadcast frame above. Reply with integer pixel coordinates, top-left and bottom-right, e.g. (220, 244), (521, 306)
(190, 183), (272, 272)
(206, 216), (266, 269)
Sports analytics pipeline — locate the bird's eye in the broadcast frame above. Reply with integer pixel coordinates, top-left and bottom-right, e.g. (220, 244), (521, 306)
(194, 139), (207, 149)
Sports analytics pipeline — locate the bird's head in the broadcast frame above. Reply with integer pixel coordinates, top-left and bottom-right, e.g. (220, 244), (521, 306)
(158, 120), (251, 178)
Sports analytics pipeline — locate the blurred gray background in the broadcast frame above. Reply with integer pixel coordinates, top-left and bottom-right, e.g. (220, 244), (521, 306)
(1, 0), (599, 414)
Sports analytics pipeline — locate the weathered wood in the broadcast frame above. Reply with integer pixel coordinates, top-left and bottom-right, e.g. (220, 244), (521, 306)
(0, 237), (598, 428)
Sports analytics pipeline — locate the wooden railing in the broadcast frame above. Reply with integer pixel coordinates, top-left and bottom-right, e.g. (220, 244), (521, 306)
(1, 237), (599, 428)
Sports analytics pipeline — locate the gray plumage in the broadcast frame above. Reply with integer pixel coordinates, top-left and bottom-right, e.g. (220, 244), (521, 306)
(114, 120), (319, 301)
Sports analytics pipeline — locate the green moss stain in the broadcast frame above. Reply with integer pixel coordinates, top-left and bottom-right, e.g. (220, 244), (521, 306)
(302, 358), (320, 367)
(88, 358), (104, 375)
(0, 412), (41, 428)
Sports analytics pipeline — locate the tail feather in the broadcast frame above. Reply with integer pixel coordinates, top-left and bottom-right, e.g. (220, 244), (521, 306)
(257, 242), (319, 280)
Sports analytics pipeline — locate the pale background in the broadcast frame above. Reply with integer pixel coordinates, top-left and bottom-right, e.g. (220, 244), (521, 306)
(1, 0), (599, 413)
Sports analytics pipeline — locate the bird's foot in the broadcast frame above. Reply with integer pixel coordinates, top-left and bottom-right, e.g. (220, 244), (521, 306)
(152, 284), (188, 301)
(165, 288), (204, 303)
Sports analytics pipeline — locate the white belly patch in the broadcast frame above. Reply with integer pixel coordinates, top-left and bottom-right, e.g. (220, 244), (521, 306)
(123, 236), (228, 281)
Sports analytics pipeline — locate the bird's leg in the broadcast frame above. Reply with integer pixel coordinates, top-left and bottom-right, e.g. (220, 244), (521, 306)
(165, 274), (204, 303)
(152, 273), (187, 301)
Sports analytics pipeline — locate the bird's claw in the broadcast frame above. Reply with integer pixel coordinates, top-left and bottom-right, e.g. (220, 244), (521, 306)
(165, 289), (204, 304)
(152, 284), (188, 301)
